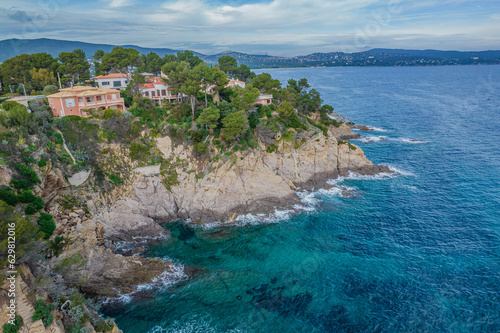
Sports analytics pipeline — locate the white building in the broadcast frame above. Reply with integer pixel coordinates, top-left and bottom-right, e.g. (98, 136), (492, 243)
(140, 76), (179, 104)
(93, 73), (129, 90)
(226, 78), (246, 88)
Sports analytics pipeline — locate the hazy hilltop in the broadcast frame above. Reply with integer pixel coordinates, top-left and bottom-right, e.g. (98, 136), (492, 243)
(1, 38), (500, 68)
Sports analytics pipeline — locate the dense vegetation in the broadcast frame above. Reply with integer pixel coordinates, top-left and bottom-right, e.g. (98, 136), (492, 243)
(0, 50), (343, 332)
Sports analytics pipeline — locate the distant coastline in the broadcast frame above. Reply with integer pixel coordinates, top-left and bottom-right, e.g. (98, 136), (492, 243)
(1, 38), (500, 69)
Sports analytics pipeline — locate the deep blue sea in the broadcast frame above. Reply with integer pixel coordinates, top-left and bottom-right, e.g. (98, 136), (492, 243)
(102, 65), (500, 332)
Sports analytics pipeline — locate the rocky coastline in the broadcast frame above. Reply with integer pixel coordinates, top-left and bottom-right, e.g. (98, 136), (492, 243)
(1, 122), (391, 332)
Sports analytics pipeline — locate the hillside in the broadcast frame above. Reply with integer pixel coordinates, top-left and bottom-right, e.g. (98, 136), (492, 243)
(1, 38), (500, 69)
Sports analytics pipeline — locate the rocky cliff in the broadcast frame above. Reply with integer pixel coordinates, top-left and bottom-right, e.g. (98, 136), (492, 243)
(95, 124), (390, 228)
(19, 123), (388, 300)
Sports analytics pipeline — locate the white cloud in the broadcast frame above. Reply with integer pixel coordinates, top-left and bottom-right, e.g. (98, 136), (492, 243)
(2, 0), (499, 55)
(106, 0), (134, 8)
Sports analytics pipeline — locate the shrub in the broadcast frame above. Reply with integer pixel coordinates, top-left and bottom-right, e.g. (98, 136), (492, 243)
(54, 133), (64, 145)
(57, 153), (73, 164)
(129, 142), (149, 161)
(103, 108), (122, 120)
(25, 203), (38, 215)
(32, 296), (54, 327)
(2, 316), (22, 333)
(38, 159), (47, 168)
(43, 85), (58, 95)
(193, 142), (209, 155)
(0, 187), (18, 206)
(37, 213), (56, 239)
(266, 144), (278, 153)
(10, 179), (28, 189)
(108, 174), (122, 185)
(17, 163), (40, 183)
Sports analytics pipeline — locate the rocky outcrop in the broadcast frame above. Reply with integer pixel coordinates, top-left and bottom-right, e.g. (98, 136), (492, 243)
(41, 164), (69, 205)
(91, 175), (177, 241)
(133, 124), (388, 224)
(94, 124), (390, 225)
(329, 111), (354, 125)
(46, 204), (180, 297)
(0, 165), (12, 186)
(328, 124), (361, 140)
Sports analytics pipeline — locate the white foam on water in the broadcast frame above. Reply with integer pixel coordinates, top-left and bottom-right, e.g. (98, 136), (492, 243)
(386, 165), (416, 177)
(234, 208), (295, 225)
(355, 136), (388, 144)
(148, 315), (234, 333)
(149, 264), (188, 289)
(395, 137), (428, 144)
(367, 126), (388, 132)
(102, 263), (187, 305)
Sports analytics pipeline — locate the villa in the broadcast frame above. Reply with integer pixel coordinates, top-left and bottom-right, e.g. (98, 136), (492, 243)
(140, 77), (179, 104)
(47, 86), (125, 117)
(226, 79), (246, 89)
(255, 94), (273, 106)
(93, 73), (129, 90)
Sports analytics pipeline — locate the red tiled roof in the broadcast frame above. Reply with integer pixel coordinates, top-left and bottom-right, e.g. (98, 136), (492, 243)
(93, 73), (127, 79)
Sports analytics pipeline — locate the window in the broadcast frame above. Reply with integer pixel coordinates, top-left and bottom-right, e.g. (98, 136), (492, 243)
(162, 90), (166, 96)
(145, 91), (149, 97)
(49, 99), (53, 104)
(152, 91), (156, 97)
(102, 81), (110, 86)
(79, 98), (84, 104)
(111, 94), (116, 100)
(65, 99), (75, 107)
(113, 81), (121, 87)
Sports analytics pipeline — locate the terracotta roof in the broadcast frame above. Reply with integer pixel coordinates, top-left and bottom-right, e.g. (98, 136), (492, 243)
(93, 73), (127, 79)
(47, 87), (120, 98)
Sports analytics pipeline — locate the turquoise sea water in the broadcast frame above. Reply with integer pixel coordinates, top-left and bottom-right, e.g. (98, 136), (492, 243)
(102, 65), (500, 332)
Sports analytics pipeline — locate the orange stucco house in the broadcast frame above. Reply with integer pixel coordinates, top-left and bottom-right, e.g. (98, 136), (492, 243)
(47, 86), (125, 117)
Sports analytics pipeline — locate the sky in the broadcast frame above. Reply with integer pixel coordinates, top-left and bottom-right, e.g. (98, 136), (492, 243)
(1, 0), (499, 56)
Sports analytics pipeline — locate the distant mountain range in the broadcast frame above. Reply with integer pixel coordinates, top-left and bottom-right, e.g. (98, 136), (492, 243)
(2, 38), (500, 68)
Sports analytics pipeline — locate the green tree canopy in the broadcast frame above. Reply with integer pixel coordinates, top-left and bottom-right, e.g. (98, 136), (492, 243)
(222, 110), (249, 142)
(0, 200), (37, 267)
(30, 68), (56, 91)
(196, 105), (220, 129)
(93, 49), (105, 62)
(176, 50), (204, 67)
(231, 84), (260, 111)
(58, 49), (90, 85)
(253, 73), (281, 94)
(100, 47), (140, 74)
(137, 52), (165, 75)
(218, 55), (238, 76)
(0, 53), (58, 88)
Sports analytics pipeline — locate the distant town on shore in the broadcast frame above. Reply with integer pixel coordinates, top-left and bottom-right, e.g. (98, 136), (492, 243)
(2, 38), (500, 69)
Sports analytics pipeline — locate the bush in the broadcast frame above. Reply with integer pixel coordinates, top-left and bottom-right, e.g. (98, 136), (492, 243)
(54, 133), (64, 145)
(37, 213), (56, 239)
(129, 142), (149, 161)
(103, 108), (122, 120)
(2, 316), (22, 333)
(43, 85), (58, 95)
(17, 163), (40, 183)
(17, 190), (37, 203)
(57, 153), (73, 164)
(193, 142), (209, 155)
(10, 179), (28, 189)
(38, 159), (47, 168)
(32, 297), (54, 327)
(0, 187), (18, 206)
(108, 174), (122, 185)
(25, 203), (38, 215)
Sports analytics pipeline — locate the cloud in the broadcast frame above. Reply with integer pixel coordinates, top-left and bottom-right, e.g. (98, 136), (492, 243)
(6, 6), (32, 23)
(1, 0), (499, 55)
(106, 0), (134, 8)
